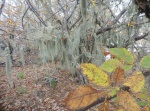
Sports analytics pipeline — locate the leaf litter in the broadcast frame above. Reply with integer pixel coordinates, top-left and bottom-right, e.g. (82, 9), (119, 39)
(0, 62), (78, 111)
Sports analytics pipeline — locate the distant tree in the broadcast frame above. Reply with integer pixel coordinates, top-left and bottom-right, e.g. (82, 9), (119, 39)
(0, 0), (149, 68)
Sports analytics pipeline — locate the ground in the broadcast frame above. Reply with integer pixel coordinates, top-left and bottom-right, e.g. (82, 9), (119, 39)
(0, 65), (78, 111)
(0, 52), (80, 111)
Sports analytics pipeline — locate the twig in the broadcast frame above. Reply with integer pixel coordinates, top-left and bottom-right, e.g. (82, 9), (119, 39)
(67, 1), (78, 22)
(25, 0), (47, 27)
(44, 0), (76, 22)
(0, 0), (5, 16)
(96, 9), (127, 35)
(70, 15), (82, 29)
(22, 7), (29, 29)
(133, 32), (149, 41)
(76, 95), (117, 111)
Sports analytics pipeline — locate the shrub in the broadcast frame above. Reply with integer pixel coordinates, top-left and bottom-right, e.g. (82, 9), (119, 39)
(62, 48), (150, 111)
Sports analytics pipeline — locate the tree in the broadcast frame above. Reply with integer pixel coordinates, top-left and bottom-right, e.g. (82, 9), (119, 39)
(0, 0), (150, 110)
(0, 0), (149, 74)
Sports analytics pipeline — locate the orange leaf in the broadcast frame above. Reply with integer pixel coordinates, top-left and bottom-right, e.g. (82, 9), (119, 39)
(117, 90), (140, 111)
(103, 51), (110, 56)
(112, 67), (124, 85)
(62, 85), (105, 110)
(103, 51), (116, 59)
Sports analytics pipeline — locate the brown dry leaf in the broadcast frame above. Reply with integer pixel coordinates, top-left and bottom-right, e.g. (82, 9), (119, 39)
(112, 67), (124, 85)
(103, 51), (116, 59)
(98, 100), (109, 111)
(62, 85), (105, 110)
(117, 90), (140, 111)
(103, 51), (110, 56)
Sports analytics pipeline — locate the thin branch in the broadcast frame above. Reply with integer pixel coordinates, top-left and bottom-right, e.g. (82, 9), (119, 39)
(106, 32), (149, 48)
(143, 70), (150, 78)
(96, 9), (127, 35)
(67, 1), (78, 22)
(99, 1), (115, 18)
(0, 0), (5, 16)
(0, 29), (15, 38)
(22, 7), (29, 29)
(25, 0), (47, 27)
(0, 28), (8, 34)
(123, 32), (149, 48)
(58, 0), (65, 13)
(76, 95), (117, 111)
(70, 15), (82, 29)
(44, 0), (78, 28)
(133, 33), (149, 41)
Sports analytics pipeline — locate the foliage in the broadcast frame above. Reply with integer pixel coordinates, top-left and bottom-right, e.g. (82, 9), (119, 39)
(81, 63), (110, 86)
(109, 48), (134, 70)
(112, 67), (124, 85)
(16, 86), (27, 94)
(62, 85), (105, 110)
(100, 59), (123, 72)
(140, 54), (150, 68)
(101, 48), (134, 72)
(23, 0), (149, 78)
(0, 0), (150, 110)
(50, 79), (57, 87)
(123, 71), (145, 93)
(117, 90), (140, 111)
(44, 77), (57, 87)
(90, 0), (96, 7)
(16, 72), (25, 79)
(62, 48), (150, 111)
(19, 0), (150, 88)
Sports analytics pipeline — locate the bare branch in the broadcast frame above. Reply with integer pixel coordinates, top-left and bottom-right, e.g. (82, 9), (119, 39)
(133, 33), (149, 41)
(25, 0), (47, 27)
(22, 7), (29, 29)
(123, 32), (149, 48)
(76, 95), (117, 111)
(0, 0), (5, 16)
(58, 0), (65, 13)
(44, 0), (76, 25)
(106, 32), (149, 48)
(96, 9), (127, 35)
(70, 15), (81, 29)
(67, 1), (78, 22)
(0, 28), (8, 34)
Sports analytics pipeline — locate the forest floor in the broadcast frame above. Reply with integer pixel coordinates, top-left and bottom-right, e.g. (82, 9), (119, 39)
(1, 49), (150, 111)
(0, 52), (81, 111)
